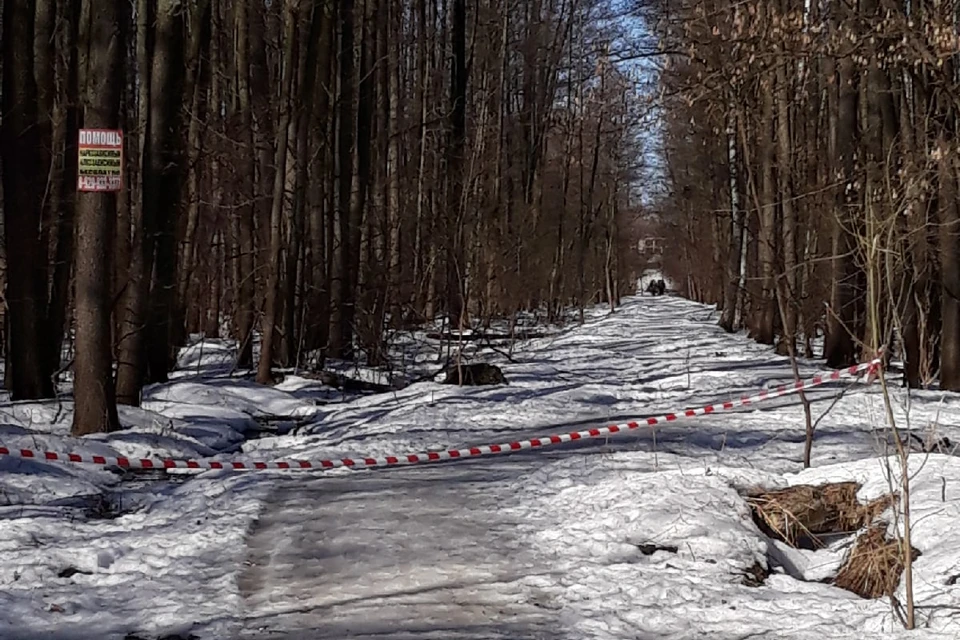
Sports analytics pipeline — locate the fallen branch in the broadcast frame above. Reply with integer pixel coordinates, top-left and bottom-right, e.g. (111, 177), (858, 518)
(424, 330), (547, 342)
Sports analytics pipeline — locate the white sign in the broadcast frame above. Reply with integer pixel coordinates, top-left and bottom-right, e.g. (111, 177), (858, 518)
(77, 129), (123, 192)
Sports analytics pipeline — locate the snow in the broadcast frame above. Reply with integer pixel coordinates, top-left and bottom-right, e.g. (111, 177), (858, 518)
(144, 377), (321, 423)
(0, 472), (271, 640)
(4, 288), (960, 638)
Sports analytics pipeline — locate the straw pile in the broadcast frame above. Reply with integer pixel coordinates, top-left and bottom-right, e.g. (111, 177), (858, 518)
(833, 524), (921, 599)
(746, 482), (896, 549)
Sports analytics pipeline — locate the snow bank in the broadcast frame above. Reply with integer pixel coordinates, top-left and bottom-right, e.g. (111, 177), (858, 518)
(0, 339), (338, 637)
(0, 472), (272, 639)
(509, 452), (960, 639)
(145, 378), (320, 422)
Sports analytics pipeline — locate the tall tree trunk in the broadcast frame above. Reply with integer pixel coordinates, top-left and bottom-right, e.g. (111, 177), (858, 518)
(825, 53), (859, 367)
(719, 112), (744, 332)
(940, 139), (960, 389)
(176, 58), (209, 346)
(257, 0), (299, 384)
(775, 53), (798, 352)
(206, 0), (225, 337)
(286, 0), (322, 367)
(550, 46), (575, 320)
(446, 0), (468, 327)
(46, 0), (81, 376)
(1, 0), (55, 399)
(307, 0), (334, 358)
(411, 0), (430, 316)
(349, 0), (375, 357)
(251, 1), (276, 281)
(755, 73), (777, 345)
(114, 2), (134, 346)
(115, 0), (153, 405)
(232, 0), (257, 369)
(329, 0), (356, 357)
(899, 67), (923, 387)
(35, 0), (56, 296)
(385, 0), (402, 327)
(142, 0), (187, 382)
(73, 0), (122, 435)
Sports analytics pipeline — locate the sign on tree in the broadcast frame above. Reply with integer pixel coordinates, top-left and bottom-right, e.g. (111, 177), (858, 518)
(77, 129), (123, 191)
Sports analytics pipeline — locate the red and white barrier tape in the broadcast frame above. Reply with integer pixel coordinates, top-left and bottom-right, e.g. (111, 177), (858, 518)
(0, 358), (881, 472)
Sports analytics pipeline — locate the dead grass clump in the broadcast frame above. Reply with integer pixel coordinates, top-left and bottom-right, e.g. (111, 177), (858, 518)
(746, 482), (896, 549)
(833, 524), (921, 599)
(855, 493), (898, 529)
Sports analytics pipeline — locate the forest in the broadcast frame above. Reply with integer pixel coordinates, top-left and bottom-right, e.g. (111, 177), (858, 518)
(0, 0), (649, 434)
(653, 0), (960, 391)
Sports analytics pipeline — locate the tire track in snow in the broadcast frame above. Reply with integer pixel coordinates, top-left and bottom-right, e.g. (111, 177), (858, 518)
(238, 462), (571, 639)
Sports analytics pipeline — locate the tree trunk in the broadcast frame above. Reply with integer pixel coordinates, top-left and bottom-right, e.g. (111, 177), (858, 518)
(755, 73), (777, 345)
(775, 52), (797, 353)
(411, 0), (430, 317)
(142, 0), (187, 383)
(73, 0), (122, 435)
(306, 0), (334, 358)
(719, 113), (744, 332)
(46, 0), (82, 376)
(115, 0), (153, 405)
(205, 0), (225, 337)
(899, 68), (924, 387)
(206, 231), (223, 337)
(825, 53), (859, 367)
(350, 0), (376, 358)
(256, 0), (298, 384)
(1, 0), (55, 399)
(251, 1), (276, 284)
(232, 0), (257, 369)
(385, 0), (402, 327)
(940, 139), (960, 389)
(286, 0), (322, 367)
(446, 0), (468, 327)
(176, 57), (209, 347)
(329, 0), (356, 357)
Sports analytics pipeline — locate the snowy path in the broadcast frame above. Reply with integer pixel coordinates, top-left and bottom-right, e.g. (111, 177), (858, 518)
(10, 293), (960, 638)
(234, 295), (960, 639)
(238, 461), (571, 639)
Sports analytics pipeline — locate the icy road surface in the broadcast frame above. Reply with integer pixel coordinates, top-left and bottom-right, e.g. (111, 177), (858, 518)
(239, 461), (572, 639)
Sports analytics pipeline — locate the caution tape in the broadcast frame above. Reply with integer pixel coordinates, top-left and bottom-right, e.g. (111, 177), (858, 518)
(0, 358), (881, 472)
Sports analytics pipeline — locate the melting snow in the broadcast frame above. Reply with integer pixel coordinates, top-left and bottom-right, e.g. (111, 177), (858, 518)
(2, 290), (960, 638)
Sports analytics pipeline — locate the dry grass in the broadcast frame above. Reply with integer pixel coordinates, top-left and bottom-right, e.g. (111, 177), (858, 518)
(834, 524), (921, 599)
(746, 482), (896, 549)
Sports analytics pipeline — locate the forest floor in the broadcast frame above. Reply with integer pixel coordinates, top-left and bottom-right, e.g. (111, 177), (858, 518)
(3, 285), (960, 639)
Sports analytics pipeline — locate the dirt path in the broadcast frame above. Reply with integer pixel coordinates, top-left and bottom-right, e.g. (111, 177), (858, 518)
(238, 461), (570, 639)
